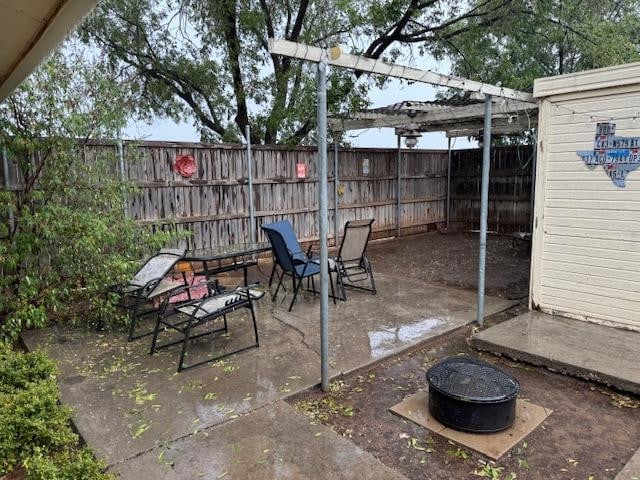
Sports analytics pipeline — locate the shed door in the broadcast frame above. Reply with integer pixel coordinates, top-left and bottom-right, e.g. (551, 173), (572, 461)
(533, 87), (640, 331)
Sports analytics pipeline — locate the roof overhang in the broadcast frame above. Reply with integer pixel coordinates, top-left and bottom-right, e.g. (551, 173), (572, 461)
(0, 0), (99, 102)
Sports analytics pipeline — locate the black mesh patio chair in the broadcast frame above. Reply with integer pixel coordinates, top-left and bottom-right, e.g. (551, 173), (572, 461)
(150, 286), (264, 371)
(261, 223), (336, 311)
(112, 248), (187, 341)
(261, 220), (311, 287)
(332, 219), (376, 300)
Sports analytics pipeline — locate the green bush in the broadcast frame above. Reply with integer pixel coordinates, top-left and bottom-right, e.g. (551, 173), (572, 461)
(0, 382), (78, 473)
(0, 48), (176, 342)
(24, 448), (113, 480)
(0, 348), (112, 478)
(0, 346), (56, 393)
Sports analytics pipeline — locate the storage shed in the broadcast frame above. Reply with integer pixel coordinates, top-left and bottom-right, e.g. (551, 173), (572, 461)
(530, 62), (640, 332)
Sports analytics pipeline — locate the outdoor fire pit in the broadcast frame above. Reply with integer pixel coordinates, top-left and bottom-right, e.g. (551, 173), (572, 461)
(426, 356), (519, 433)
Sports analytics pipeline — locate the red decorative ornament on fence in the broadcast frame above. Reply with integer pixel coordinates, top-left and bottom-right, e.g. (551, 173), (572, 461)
(174, 154), (197, 178)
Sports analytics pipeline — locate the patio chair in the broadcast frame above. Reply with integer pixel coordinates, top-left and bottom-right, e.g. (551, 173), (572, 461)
(331, 219), (376, 300)
(112, 248), (187, 341)
(262, 223), (336, 311)
(150, 286), (264, 371)
(261, 220), (310, 287)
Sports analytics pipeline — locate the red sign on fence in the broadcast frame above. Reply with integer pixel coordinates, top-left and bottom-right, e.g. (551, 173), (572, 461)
(296, 163), (307, 179)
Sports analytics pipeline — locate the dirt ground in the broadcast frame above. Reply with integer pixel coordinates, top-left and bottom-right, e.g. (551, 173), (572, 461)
(366, 232), (530, 300)
(287, 305), (640, 480)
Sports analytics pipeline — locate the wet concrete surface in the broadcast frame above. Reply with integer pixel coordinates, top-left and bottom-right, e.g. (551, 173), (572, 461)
(474, 310), (640, 394)
(277, 273), (516, 375)
(616, 446), (640, 480)
(22, 307), (321, 466)
(367, 232), (530, 299)
(112, 401), (409, 480)
(21, 233), (522, 476)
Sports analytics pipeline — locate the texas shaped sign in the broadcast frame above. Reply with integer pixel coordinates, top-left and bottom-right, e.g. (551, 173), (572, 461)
(577, 122), (640, 187)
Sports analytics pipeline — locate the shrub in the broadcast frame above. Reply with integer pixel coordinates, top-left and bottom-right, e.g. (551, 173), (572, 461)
(24, 448), (113, 480)
(0, 354), (77, 474)
(0, 346), (56, 393)
(0, 47), (176, 342)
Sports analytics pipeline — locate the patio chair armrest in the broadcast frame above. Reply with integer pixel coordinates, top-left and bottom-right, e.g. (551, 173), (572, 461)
(237, 283), (266, 301)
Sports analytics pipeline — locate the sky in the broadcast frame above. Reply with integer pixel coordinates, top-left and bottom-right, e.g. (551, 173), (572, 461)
(123, 50), (477, 150)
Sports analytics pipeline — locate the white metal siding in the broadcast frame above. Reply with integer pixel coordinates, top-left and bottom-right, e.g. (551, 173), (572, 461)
(532, 84), (640, 331)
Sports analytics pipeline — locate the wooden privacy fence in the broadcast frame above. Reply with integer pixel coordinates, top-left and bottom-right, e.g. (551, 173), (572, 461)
(449, 145), (535, 234)
(1, 141), (533, 250)
(99, 141), (448, 250)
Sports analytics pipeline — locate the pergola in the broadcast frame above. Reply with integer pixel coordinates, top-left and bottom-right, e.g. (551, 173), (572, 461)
(268, 38), (538, 390)
(330, 97), (538, 234)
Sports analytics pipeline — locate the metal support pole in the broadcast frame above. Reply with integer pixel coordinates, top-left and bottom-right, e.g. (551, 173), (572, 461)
(477, 95), (492, 326)
(117, 139), (127, 216)
(245, 125), (256, 244)
(333, 142), (339, 246)
(446, 137), (452, 230)
(317, 61), (330, 392)
(396, 135), (402, 238)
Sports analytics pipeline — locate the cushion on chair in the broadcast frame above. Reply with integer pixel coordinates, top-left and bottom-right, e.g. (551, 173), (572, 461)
(176, 288), (265, 319)
(176, 293), (243, 318)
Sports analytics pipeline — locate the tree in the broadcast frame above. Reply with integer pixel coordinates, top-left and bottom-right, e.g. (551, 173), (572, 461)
(438, 0), (640, 91)
(81, 0), (528, 144)
(0, 46), (172, 342)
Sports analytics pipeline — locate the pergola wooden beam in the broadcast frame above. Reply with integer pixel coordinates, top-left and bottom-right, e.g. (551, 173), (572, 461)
(329, 101), (537, 132)
(394, 117), (535, 136)
(268, 38), (535, 103)
(446, 125), (531, 137)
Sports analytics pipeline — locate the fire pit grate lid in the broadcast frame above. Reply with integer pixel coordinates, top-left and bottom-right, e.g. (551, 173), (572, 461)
(427, 356), (519, 403)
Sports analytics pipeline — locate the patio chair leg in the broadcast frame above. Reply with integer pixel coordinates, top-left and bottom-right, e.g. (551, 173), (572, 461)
(268, 262), (278, 287)
(366, 258), (377, 295)
(338, 269), (347, 301)
(268, 264), (274, 286)
(223, 314), (228, 332)
(248, 300), (259, 347)
(330, 272), (336, 305)
(273, 272), (285, 301)
(289, 277), (301, 311)
(178, 322), (193, 372)
(150, 312), (163, 355)
(127, 301), (140, 342)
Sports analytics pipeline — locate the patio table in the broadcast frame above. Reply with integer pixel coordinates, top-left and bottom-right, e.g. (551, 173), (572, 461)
(183, 242), (271, 287)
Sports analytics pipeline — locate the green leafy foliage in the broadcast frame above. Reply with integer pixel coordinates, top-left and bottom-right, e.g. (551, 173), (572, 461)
(439, 0), (640, 91)
(24, 448), (112, 480)
(0, 348), (112, 478)
(0, 346), (56, 393)
(81, 0), (538, 145)
(0, 376), (78, 473)
(0, 47), (175, 342)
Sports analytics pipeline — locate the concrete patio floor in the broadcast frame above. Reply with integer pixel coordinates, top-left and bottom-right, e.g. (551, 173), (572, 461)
(21, 233), (519, 477)
(112, 401), (409, 480)
(474, 310), (640, 395)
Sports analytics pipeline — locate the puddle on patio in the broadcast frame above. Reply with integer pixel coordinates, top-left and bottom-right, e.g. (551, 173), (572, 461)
(368, 316), (447, 358)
